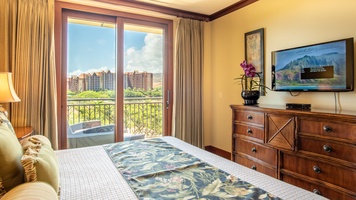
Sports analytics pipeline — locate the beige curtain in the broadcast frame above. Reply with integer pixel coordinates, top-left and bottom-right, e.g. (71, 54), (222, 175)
(174, 18), (204, 148)
(1, 0), (58, 149)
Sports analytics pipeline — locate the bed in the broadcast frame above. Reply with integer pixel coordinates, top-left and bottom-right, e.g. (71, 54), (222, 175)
(0, 110), (326, 200)
(55, 136), (327, 200)
(0, 110), (326, 199)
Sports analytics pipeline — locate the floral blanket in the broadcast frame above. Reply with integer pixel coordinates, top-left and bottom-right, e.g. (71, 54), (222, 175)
(103, 138), (280, 200)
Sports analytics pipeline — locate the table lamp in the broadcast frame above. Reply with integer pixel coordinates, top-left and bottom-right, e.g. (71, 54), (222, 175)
(0, 72), (21, 117)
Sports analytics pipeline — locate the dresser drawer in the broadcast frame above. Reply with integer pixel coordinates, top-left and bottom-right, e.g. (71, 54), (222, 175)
(281, 153), (356, 191)
(234, 124), (264, 141)
(281, 174), (355, 200)
(235, 139), (277, 166)
(299, 136), (356, 163)
(299, 119), (356, 141)
(234, 155), (277, 178)
(266, 114), (295, 150)
(234, 111), (264, 126)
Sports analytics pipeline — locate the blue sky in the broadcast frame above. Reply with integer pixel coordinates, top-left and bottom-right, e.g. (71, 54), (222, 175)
(67, 23), (162, 76)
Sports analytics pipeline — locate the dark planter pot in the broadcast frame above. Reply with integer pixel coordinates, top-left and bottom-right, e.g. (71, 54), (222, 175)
(241, 90), (260, 105)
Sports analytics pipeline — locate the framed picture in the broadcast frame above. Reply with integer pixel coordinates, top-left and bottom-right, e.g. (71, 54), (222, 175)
(244, 28), (265, 94)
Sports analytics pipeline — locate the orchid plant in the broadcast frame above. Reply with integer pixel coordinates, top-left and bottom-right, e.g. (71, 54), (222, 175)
(235, 60), (269, 92)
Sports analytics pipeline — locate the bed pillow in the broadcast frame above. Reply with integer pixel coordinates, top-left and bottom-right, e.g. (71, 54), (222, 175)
(21, 138), (59, 193)
(0, 112), (24, 194)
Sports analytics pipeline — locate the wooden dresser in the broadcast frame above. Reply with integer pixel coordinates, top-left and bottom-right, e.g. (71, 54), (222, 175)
(231, 104), (356, 200)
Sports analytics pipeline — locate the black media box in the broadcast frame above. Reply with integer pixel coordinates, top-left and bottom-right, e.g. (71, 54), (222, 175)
(286, 103), (311, 111)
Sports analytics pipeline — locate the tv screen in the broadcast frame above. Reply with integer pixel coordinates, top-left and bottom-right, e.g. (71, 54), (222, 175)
(272, 38), (354, 92)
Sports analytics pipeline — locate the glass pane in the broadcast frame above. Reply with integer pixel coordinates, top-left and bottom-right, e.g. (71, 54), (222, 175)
(123, 24), (164, 139)
(66, 18), (116, 149)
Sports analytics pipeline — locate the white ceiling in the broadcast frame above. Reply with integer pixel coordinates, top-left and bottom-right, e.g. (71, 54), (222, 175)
(134, 0), (242, 15)
(58, 0), (244, 19)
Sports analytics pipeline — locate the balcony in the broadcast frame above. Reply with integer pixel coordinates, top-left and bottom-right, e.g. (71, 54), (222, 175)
(67, 97), (163, 146)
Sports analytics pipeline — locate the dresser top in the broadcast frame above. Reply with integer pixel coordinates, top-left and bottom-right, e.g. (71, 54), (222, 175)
(230, 104), (356, 118)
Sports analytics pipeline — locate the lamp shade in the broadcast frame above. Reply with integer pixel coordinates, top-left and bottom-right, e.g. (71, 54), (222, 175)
(0, 72), (21, 103)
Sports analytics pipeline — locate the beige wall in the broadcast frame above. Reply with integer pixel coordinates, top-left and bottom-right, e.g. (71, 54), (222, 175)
(204, 0), (356, 152)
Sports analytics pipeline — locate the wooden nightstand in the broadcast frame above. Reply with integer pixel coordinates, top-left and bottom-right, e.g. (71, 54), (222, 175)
(14, 126), (34, 140)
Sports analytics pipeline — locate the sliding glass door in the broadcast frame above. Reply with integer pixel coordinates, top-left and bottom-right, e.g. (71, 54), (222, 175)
(60, 9), (172, 149)
(65, 14), (117, 148)
(123, 23), (164, 139)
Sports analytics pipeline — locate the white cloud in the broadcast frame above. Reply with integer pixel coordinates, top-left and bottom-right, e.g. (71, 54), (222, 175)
(68, 66), (115, 76)
(68, 69), (84, 76)
(85, 66), (113, 74)
(124, 33), (163, 73)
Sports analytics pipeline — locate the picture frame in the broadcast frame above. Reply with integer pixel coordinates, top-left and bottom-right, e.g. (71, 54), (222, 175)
(244, 28), (265, 95)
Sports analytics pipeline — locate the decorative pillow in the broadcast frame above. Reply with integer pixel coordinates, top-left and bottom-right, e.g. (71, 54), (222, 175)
(0, 112), (24, 193)
(20, 135), (52, 150)
(21, 138), (59, 193)
(0, 111), (16, 135)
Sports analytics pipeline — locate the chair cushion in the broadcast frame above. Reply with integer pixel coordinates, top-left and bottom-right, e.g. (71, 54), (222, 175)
(1, 181), (58, 200)
(0, 112), (24, 194)
(21, 136), (59, 193)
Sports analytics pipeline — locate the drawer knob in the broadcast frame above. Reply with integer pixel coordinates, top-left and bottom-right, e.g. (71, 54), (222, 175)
(313, 189), (321, 195)
(323, 145), (332, 153)
(323, 125), (332, 133)
(247, 115), (253, 120)
(233, 133), (238, 138)
(247, 129), (253, 135)
(251, 147), (257, 153)
(251, 165), (257, 170)
(313, 166), (321, 174)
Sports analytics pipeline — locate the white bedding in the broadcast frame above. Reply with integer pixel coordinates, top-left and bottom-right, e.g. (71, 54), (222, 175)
(56, 136), (327, 200)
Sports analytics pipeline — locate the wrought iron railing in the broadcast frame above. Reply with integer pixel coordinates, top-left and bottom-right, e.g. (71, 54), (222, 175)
(67, 97), (163, 137)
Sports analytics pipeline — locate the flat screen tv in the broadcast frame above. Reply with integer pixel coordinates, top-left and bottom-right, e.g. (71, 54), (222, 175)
(272, 38), (354, 92)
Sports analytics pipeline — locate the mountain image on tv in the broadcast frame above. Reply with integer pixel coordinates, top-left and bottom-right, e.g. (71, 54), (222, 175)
(275, 41), (347, 89)
(276, 53), (346, 85)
